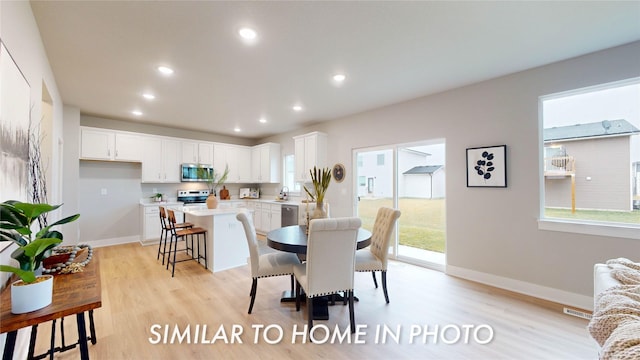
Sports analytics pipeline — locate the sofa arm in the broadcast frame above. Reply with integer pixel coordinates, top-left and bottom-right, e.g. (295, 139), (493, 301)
(594, 263), (621, 298)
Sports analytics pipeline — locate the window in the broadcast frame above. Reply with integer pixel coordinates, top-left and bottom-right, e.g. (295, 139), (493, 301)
(282, 154), (301, 193)
(358, 176), (366, 186)
(539, 78), (640, 238)
(377, 154), (385, 166)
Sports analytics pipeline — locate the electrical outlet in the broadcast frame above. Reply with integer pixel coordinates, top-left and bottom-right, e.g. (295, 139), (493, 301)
(153, 188), (158, 194)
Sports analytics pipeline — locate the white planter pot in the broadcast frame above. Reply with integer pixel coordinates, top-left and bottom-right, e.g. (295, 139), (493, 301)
(11, 275), (54, 314)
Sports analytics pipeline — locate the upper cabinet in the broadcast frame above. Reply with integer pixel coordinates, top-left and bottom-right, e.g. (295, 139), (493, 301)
(181, 141), (214, 165)
(293, 132), (327, 183)
(215, 144), (252, 183)
(141, 137), (181, 183)
(251, 143), (281, 183)
(80, 127), (142, 162)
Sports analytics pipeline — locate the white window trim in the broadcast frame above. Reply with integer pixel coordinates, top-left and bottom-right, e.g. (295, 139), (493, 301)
(538, 218), (640, 240)
(538, 77), (640, 240)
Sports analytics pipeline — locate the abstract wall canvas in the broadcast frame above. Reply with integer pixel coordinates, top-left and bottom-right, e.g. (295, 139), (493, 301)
(0, 42), (31, 251)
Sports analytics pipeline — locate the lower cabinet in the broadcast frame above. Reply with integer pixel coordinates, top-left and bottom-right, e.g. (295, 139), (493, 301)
(252, 202), (282, 234)
(253, 203), (282, 234)
(140, 205), (161, 243)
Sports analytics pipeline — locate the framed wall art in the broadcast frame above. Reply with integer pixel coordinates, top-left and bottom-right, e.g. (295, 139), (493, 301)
(332, 163), (345, 183)
(466, 145), (507, 188)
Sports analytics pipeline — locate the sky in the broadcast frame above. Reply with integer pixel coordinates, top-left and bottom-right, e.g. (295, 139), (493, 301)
(543, 81), (640, 129)
(543, 80), (639, 163)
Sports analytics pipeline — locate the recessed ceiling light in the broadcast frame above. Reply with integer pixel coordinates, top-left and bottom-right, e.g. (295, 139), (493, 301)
(333, 74), (346, 83)
(259, 117), (267, 124)
(292, 105), (303, 112)
(142, 93), (155, 100)
(132, 110), (143, 116)
(239, 27), (257, 40)
(234, 127), (241, 132)
(157, 66), (174, 75)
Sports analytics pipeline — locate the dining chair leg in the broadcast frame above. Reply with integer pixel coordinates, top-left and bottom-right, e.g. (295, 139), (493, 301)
(290, 275), (294, 294)
(371, 271), (378, 288)
(382, 271), (390, 304)
(307, 296), (314, 332)
(248, 279), (258, 314)
(295, 281), (301, 312)
(348, 290), (355, 334)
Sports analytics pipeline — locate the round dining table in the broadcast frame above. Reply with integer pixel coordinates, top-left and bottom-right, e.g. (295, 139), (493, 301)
(266, 224), (372, 320)
(266, 225), (372, 254)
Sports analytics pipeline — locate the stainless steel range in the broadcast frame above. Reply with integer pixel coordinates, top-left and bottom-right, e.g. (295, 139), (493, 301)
(177, 190), (209, 205)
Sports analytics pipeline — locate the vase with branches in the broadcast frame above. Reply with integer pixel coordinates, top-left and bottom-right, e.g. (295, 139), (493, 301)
(303, 166), (332, 219)
(197, 164), (229, 209)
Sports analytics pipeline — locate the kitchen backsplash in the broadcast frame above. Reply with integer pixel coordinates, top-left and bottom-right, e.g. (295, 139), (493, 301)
(141, 183), (284, 201)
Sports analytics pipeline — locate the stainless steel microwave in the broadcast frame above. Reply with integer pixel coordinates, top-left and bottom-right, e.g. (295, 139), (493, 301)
(181, 163), (214, 182)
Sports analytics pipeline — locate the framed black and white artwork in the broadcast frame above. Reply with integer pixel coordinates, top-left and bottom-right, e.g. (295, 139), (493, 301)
(466, 145), (507, 188)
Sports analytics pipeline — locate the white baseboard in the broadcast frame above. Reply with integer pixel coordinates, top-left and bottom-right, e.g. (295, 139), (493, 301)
(446, 264), (594, 311)
(84, 235), (140, 248)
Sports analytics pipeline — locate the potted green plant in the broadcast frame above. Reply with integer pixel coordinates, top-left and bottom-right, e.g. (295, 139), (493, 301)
(197, 164), (229, 209)
(0, 200), (80, 313)
(304, 166), (332, 219)
(151, 193), (163, 202)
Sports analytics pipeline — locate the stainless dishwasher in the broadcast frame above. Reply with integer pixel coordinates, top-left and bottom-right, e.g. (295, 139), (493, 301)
(281, 204), (299, 227)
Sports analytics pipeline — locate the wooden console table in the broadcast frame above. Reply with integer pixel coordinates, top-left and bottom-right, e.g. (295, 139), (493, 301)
(1, 253), (102, 360)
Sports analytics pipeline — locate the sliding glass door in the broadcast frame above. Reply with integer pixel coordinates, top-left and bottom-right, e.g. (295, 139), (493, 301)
(354, 140), (446, 269)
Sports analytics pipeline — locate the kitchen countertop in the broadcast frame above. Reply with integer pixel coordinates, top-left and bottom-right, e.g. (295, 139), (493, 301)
(139, 198), (301, 207)
(139, 200), (182, 207)
(166, 205), (252, 217)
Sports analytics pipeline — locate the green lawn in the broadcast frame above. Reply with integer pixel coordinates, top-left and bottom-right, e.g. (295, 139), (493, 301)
(358, 197), (446, 253)
(545, 208), (640, 224)
(357, 199), (639, 254)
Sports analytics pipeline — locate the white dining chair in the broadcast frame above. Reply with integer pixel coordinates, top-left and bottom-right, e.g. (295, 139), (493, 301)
(355, 207), (401, 303)
(294, 217), (361, 333)
(236, 212), (300, 314)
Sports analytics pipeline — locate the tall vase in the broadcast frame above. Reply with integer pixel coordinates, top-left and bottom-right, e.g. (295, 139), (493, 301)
(311, 200), (328, 219)
(206, 194), (218, 209)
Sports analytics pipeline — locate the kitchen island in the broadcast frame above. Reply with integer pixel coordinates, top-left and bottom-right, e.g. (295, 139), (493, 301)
(167, 205), (251, 273)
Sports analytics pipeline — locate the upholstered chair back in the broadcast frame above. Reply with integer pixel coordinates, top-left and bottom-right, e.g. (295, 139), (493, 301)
(305, 217), (361, 297)
(369, 207), (401, 268)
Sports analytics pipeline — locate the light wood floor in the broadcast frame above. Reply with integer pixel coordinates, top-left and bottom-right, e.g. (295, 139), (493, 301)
(31, 242), (596, 359)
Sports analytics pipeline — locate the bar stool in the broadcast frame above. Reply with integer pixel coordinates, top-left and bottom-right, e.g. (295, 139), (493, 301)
(166, 209), (208, 277)
(157, 206), (193, 265)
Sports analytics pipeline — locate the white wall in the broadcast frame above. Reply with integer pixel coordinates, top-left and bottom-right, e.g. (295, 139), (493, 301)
(0, 1), (65, 277)
(262, 41), (640, 309)
(0, 1), (65, 356)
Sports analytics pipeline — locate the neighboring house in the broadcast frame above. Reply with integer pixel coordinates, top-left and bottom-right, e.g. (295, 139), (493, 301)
(357, 148), (446, 199)
(402, 165), (445, 199)
(543, 119), (640, 211)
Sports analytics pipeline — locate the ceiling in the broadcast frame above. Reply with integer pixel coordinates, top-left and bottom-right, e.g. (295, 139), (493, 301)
(30, 1), (640, 139)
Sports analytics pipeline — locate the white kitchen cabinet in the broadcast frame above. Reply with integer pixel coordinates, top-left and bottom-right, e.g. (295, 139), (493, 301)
(80, 127), (141, 161)
(140, 205), (162, 243)
(181, 141), (214, 165)
(251, 143), (281, 183)
(293, 131), (327, 183)
(214, 144), (251, 183)
(236, 146), (252, 183)
(253, 202), (281, 234)
(142, 137), (181, 183)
